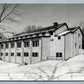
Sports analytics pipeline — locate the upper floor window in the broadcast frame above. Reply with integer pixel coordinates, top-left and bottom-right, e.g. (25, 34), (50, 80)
(78, 34), (80, 37)
(24, 41), (29, 47)
(17, 42), (21, 48)
(58, 36), (61, 40)
(49, 31), (53, 35)
(5, 43), (9, 49)
(42, 32), (45, 36)
(1, 44), (3, 49)
(32, 40), (39, 47)
(32, 52), (38, 57)
(11, 42), (14, 48)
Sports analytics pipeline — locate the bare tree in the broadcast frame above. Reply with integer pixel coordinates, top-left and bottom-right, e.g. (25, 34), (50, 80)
(0, 4), (18, 23)
(24, 25), (42, 33)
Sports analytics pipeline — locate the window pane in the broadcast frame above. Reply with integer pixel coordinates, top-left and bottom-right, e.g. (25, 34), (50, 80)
(11, 42), (14, 48)
(56, 52), (62, 57)
(24, 52), (29, 57)
(6, 53), (8, 56)
(1, 53), (3, 56)
(24, 41), (29, 47)
(1, 44), (3, 49)
(17, 42), (21, 48)
(32, 40), (39, 47)
(6, 43), (9, 48)
(58, 36), (61, 40)
(11, 53), (14, 56)
(32, 52), (38, 57)
(17, 53), (21, 56)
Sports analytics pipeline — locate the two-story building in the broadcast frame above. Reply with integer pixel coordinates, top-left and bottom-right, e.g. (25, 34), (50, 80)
(0, 22), (83, 65)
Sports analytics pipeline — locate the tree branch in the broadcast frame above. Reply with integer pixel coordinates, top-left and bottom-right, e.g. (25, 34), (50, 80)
(0, 4), (17, 23)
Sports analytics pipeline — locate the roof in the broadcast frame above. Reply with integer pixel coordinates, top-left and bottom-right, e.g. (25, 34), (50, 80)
(14, 23), (68, 37)
(57, 26), (83, 36)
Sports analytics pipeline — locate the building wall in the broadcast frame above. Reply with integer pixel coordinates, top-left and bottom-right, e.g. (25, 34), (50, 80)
(10, 48), (16, 63)
(31, 38), (42, 64)
(73, 29), (82, 56)
(49, 36), (64, 60)
(64, 33), (73, 60)
(41, 37), (50, 61)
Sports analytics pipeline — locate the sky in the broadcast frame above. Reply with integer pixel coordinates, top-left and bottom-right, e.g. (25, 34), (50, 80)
(1, 4), (84, 34)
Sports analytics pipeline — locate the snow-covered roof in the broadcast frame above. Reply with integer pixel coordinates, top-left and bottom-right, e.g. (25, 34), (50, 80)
(57, 30), (70, 36)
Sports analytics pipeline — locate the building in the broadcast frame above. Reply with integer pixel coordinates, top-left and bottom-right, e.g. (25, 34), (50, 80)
(0, 22), (83, 65)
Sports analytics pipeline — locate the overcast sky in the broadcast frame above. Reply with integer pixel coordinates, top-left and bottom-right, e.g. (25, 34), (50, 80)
(2, 4), (84, 33)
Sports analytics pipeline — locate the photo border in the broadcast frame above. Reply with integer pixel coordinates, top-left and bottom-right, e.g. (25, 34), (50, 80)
(0, 0), (84, 84)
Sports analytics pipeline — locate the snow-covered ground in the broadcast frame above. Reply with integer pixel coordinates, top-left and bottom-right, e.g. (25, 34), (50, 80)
(1, 53), (84, 80)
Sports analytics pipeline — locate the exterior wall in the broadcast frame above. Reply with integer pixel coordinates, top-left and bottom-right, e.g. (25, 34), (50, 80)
(31, 38), (41, 64)
(10, 46), (16, 63)
(49, 36), (64, 60)
(16, 40), (23, 64)
(41, 37), (50, 61)
(73, 29), (82, 56)
(5, 48), (9, 62)
(64, 33), (73, 60)
(0, 43), (5, 60)
(23, 40), (31, 65)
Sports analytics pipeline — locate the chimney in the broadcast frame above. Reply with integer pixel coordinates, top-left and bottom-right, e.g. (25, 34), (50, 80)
(53, 22), (58, 26)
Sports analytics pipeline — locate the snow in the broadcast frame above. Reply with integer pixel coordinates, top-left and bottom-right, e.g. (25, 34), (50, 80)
(1, 52), (84, 80)
(57, 30), (70, 36)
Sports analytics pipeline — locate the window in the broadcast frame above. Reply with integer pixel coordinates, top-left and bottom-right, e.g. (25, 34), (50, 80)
(11, 53), (14, 56)
(17, 53), (21, 56)
(32, 40), (39, 47)
(1, 53), (3, 56)
(58, 36), (61, 40)
(32, 52), (38, 57)
(75, 43), (77, 48)
(24, 41), (29, 47)
(5, 43), (9, 48)
(56, 52), (62, 57)
(24, 52), (29, 57)
(11, 42), (14, 48)
(78, 34), (80, 37)
(50, 39), (54, 41)
(49, 31), (53, 35)
(79, 45), (81, 48)
(17, 42), (21, 48)
(6, 53), (8, 56)
(42, 32), (45, 36)
(1, 44), (3, 49)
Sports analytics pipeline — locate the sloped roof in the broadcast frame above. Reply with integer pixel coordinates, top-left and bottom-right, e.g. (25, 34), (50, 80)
(14, 23), (68, 37)
(57, 26), (83, 36)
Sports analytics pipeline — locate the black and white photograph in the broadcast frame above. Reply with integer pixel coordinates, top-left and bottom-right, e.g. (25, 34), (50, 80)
(0, 4), (84, 81)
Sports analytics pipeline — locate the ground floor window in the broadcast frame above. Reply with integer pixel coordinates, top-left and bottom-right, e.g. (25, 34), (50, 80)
(17, 53), (21, 56)
(32, 52), (38, 57)
(1, 53), (3, 56)
(56, 52), (62, 57)
(11, 53), (14, 56)
(24, 52), (29, 57)
(6, 53), (8, 56)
